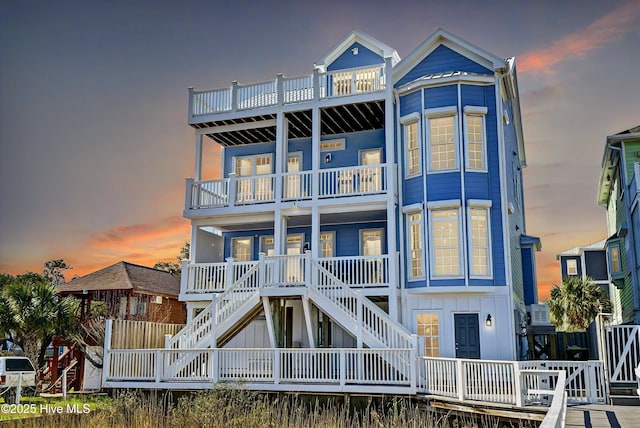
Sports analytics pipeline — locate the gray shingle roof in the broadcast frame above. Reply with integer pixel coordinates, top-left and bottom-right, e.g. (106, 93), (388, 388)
(56, 261), (180, 296)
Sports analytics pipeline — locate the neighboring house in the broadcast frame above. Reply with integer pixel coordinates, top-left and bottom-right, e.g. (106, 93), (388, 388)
(104, 28), (541, 392)
(57, 261), (186, 323)
(598, 126), (640, 324)
(556, 240), (609, 286)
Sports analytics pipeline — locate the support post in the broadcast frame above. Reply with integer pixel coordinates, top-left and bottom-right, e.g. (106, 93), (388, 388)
(259, 252), (266, 287)
(276, 73), (284, 106)
(185, 178), (194, 210)
(356, 293), (363, 348)
(274, 349), (280, 385)
(228, 173), (237, 207)
(164, 334), (172, 349)
(456, 359), (465, 401)
(231, 81), (238, 112)
(313, 69), (320, 101)
(180, 260), (189, 295)
(340, 349), (346, 386)
(212, 349), (219, 383)
(410, 334), (418, 392)
(225, 257), (234, 289)
(301, 296), (315, 348)
(263, 297), (276, 348)
(514, 362), (523, 407)
(155, 350), (162, 384)
(102, 319), (113, 386)
(210, 297), (218, 349)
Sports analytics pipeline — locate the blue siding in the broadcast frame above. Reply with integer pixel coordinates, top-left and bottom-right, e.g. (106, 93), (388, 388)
(424, 85), (457, 109)
(584, 251), (608, 281)
(426, 174), (461, 200)
(403, 177), (423, 205)
(320, 129), (385, 169)
(288, 138), (312, 170)
(327, 42), (383, 71)
(399, 92), (421, 117)
(429, 278), (466, 287)
(396, 45), (492, 87)
(522, 247), (536, 305)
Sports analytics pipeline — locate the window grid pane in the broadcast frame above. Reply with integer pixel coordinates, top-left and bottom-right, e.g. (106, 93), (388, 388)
(408, 212), (423, 278)
(432, 209), (460, 276)
(232, 238), (252, 261)
(405, 122), (420, 175)
(466, 115), (484, 170)
(320, 232), (334, 258)
(417, 313), (439, 357)
(470, 208), (489, 276)
(430, 116), (456, 170)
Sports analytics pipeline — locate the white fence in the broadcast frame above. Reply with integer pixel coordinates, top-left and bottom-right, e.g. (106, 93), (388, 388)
(605, 325), (640, 384)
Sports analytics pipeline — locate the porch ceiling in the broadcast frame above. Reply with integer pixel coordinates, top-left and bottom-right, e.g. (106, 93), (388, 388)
(193, 101), (385, 146)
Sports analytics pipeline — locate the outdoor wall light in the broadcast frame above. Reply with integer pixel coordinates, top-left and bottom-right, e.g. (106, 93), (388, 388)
(325, 153), (332, 163)
(485, 314), (492, 327)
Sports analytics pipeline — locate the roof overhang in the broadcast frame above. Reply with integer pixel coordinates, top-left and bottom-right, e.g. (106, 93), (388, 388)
(315, 29), (400, 72)
(520, 234), (541, 251)
(596, 128), (640, 206)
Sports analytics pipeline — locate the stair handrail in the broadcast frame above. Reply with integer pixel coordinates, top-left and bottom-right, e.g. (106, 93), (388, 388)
(215, 261), (261, 324)
(312, 260), (413, 349)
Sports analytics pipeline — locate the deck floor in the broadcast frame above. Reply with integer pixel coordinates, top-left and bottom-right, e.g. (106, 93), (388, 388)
(565, 403), (639, 428)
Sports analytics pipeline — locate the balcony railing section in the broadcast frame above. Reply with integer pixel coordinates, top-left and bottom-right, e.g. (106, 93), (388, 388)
(183, 253), (394, 295)
(190, 64), (387, 116)
(187, 164), (389, 210)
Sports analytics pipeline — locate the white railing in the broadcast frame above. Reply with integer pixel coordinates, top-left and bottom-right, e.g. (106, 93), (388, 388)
(519, 360), (606, 404)
(524, 370), (567, 428)
(192, 87), (232, 115)
(215, 262), (261, 324)
(319, 164), (387, 198)
(313, 260), (413, 350)
(321, 65), (385, 97)
(318, 255), (389, 287)
(106, 348), (411, 387)
(238, 80), (277, 110)
(190, 64), (387, 116)
(186, 164), (389, 210)
(264, 254), (307, 286)
(188, 179), (229, 208)
(167, 302), (214, 349)
(184, 262), (227, 293)
(605, 325), (640, 383)
(281, 170), (313, 201)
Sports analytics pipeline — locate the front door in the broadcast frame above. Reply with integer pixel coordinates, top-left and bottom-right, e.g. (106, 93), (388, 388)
(286, 234), (304, 283)
(285, 152), (302, 199)
(454, 313), (480, 359)
(360, 149), (382, 192)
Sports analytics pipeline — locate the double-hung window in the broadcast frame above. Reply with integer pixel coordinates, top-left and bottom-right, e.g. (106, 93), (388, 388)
(566, 259), (578, 276)
(467, 200), (492, 278)
(464, 106), (488, 172)
(401, 113), (421, 178)
(426, 106), (458, 172)
(607, 239), (623, 281)
(428, 201), (462, 278)
(231, 237), (253, 261)
(405, 208), (425, 280)
(416, 312), (439, 357)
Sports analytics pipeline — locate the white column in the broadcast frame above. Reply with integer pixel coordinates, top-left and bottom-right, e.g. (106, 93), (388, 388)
(384, 68), (399, 322)
(301, 297), (316, 348)
(311, 107), (320, 200)
(274, 209), (287, 256)
(275, 113), (285, 202)
(194, 133), (203, 181)
(262, 296), (276, 348)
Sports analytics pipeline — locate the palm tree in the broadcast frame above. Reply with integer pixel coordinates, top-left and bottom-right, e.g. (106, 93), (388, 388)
(547, 276), (611, 332)
(0, 274), (78, 367)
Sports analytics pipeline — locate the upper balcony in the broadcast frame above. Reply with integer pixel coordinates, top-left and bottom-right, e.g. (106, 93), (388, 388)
(188, 63), (389, 123)
(184, 163), (396, 216)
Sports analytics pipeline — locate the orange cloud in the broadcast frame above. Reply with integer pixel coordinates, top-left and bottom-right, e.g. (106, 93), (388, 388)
(519, 2), (640, 74)
(88, 215), (188, 249)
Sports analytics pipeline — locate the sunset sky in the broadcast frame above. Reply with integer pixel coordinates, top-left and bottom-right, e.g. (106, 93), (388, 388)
(1, 1), (639, 300)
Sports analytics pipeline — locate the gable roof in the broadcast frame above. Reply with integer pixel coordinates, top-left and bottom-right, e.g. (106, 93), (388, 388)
(56, 261), (180, 296)
(315, 29), (400, 72)
(392, 28), (507, 84)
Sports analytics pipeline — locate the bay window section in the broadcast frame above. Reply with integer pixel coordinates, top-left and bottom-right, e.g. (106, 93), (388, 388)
(464, 106), (488, 172)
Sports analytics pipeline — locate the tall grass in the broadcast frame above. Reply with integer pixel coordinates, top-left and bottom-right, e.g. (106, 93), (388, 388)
(3, 387), (538, 427)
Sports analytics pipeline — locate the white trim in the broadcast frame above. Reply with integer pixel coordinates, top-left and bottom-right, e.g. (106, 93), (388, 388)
(467, 199), (492, 208)
(466, 205), (493, 279)
(402, 203), (423, 214)
(315, 29), (400, 72)
(319, 230), (336, 258)
(463, 106), (488, 115)
(396, 74), (494, 96)
(427, 199), (461, 209)
(424, 106), (458, 117)
(400, 112), (421, 124)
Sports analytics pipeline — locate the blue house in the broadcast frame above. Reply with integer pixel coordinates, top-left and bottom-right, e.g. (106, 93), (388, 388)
(103, 28), (541, 392)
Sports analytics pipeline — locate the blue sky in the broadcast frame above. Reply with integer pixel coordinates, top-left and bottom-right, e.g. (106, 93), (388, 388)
(1, 0), (639, 298)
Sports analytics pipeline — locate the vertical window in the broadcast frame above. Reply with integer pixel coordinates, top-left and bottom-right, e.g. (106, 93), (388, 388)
(234, 154), (273, 202)
(406, 211), (424, 280)
(468, 206), (491, 277)
(566, 259), (578, 276)
(360, 229), (383, 256)
(464, 106), (488, 171)
(231, 237), (252, 261)
(402, 117), (421, 177)
(320, 232), (335, 258)
(609, 243), (622, 275)
(430, 207), (461, 277)
(417, 313), (439, 357)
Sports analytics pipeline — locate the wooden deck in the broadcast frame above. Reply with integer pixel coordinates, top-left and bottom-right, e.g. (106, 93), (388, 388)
(565, 403), (639, 428)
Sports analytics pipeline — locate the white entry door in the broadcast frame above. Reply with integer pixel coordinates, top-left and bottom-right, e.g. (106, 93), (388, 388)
(360, 149), (382, 192)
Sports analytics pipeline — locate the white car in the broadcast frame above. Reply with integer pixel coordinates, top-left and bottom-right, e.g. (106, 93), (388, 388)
(0, 356), (36, 403)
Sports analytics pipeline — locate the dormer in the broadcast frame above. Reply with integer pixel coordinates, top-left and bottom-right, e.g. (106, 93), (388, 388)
(314, 29), (400, 73)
